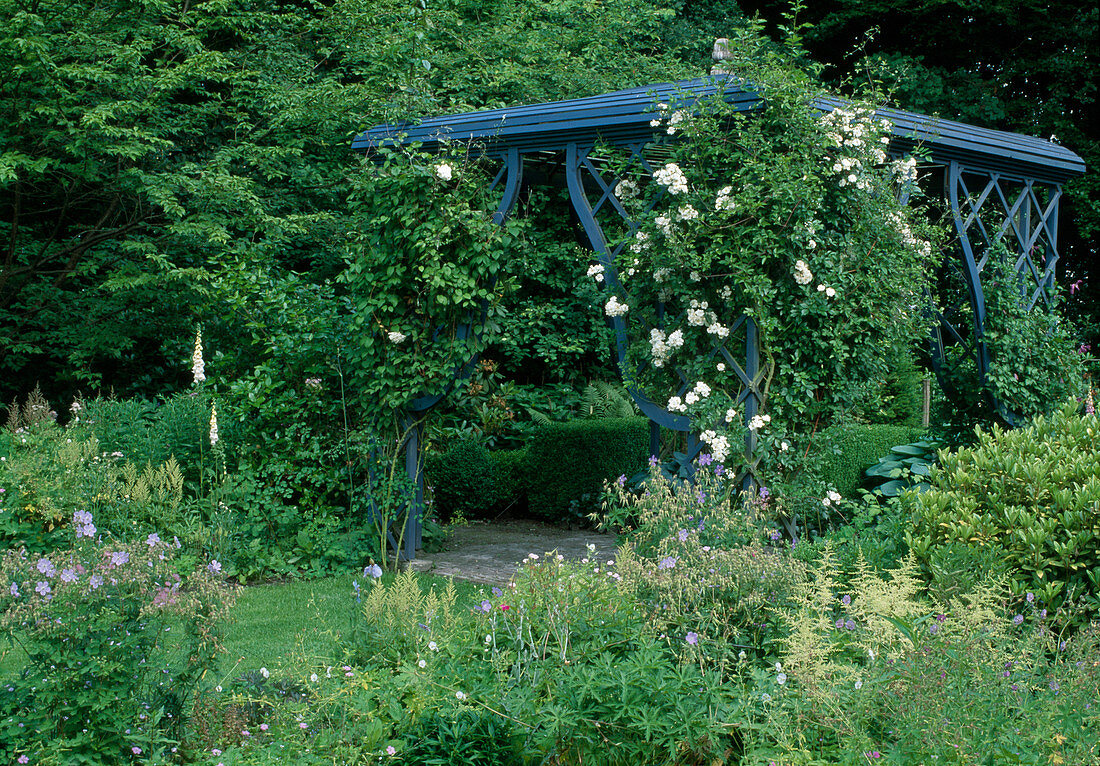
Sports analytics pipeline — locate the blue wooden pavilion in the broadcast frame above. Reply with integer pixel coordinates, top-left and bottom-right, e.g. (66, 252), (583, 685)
(354, 74), (1087, 559)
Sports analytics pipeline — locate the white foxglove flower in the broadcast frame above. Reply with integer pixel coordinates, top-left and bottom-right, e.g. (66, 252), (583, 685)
(192, 330), (206, 384)
(209, 404), (219, 446)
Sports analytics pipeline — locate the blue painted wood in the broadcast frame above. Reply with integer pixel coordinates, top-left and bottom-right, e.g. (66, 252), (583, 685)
(355, 76), (1085, 184)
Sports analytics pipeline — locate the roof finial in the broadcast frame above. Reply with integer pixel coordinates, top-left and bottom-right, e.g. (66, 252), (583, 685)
(711, 38), (731, 75)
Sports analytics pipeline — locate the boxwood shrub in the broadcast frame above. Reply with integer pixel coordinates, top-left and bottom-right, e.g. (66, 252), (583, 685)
(526, 417), (650, 522)
(425, 443), (528, 521)
(812, 423), (927, 497)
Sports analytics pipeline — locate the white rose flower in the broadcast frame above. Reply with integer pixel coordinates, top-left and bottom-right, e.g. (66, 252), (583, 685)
(435, 163), (453, 181)
(604, 296), (629, 317)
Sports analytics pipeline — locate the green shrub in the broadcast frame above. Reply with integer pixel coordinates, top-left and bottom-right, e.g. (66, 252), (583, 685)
(811, 423), (926, 498)
(526, 417), (650, 522)
(396, 710), (525, 766)
(487, 448), (528, 513)
(868, 351), (926, 428)
(425, 440), (497, 522)
(82, 394), (219, 488)
(904, 403), (1100, 626)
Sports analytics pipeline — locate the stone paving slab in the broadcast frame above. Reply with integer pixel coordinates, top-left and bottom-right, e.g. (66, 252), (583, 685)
(408, 518), (618, 586)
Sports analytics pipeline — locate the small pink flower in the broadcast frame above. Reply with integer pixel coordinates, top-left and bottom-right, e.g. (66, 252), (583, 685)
(386, 746), (397, 756)
(299, 722), (308, 729)
(131, 746), (142, 755)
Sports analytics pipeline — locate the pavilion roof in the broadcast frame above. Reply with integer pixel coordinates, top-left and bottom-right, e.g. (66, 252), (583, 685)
(354, 76), (1085, 184)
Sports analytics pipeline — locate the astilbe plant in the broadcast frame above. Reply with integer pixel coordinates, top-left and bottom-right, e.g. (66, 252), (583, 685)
(740, 546), (1100, 764)
(0, 512), (232, 765)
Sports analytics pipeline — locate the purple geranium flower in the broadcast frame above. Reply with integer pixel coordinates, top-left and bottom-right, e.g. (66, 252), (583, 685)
(685, 632), (698, 646)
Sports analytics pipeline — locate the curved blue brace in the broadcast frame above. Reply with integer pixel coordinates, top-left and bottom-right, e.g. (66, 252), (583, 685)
(565, 142), (690, 432)
(940, 160), (1067, 423)
(565, 141), (762, 487)
(946, 160), (994, 407)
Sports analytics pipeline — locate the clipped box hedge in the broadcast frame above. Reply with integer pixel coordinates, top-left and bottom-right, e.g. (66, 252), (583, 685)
(812, 423), (927, 497)
(526, 417), (650, 521)
(425, 442), (528, 521)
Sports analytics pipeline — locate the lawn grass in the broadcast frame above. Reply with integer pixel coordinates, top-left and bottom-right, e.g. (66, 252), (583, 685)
(214, 570), (483, 681)
(1, 570), (485, 684)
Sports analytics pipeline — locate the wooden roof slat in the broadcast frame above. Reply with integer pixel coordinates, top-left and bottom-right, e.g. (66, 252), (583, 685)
(354, 76), (1085, 184)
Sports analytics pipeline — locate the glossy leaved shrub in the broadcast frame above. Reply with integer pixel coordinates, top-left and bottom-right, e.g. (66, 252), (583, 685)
(904, 403), (1100, 625)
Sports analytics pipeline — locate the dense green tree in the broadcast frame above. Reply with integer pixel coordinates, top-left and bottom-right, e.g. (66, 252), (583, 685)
(0, 0), (725, 406)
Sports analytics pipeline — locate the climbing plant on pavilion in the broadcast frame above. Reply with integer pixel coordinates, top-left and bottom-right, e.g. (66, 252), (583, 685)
(594, 51), (940, 482)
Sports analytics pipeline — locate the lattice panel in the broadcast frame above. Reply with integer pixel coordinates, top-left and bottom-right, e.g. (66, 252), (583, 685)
(932, 160), (1067, 419)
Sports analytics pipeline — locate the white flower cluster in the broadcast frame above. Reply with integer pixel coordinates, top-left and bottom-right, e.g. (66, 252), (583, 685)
(820, 107), (890, 191)
(676, 205), (699, 222)
(630, 230), (649, 253)
(587, 263), (605, 283)
(891, 156), (918, 184)
(666, 109), (688, 135)
(699, 429), (731, 463)
(435, 163), (453, 181)
(653, 267), (672, 283)
(794, 260), (814, 285)
(724, 407), (737, 423)
(748, 413), (771, 431)
(832, 155), (874, 191)
(820, 107), (889, 151)
(821, 489), (842, 507)
(718, 285), (732, 301)
(655, 214), (673, 236)
(714, 185), (736, 212)
(666, 379), (711, 413)
(648, 327), (684, 367)
(706, 320), (729, 338)
(615, 178), (639, 199)
(817, 284), (837, 298)
(604, 296), (629, 317)
(886, 210), (932, 258)
(687, 299), (710, 326)
(654, 163), (688, 195)
(387, 331), (408, 343)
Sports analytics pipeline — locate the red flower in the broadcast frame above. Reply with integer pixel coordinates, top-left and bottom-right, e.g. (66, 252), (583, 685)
(500, 604), (510, 611)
